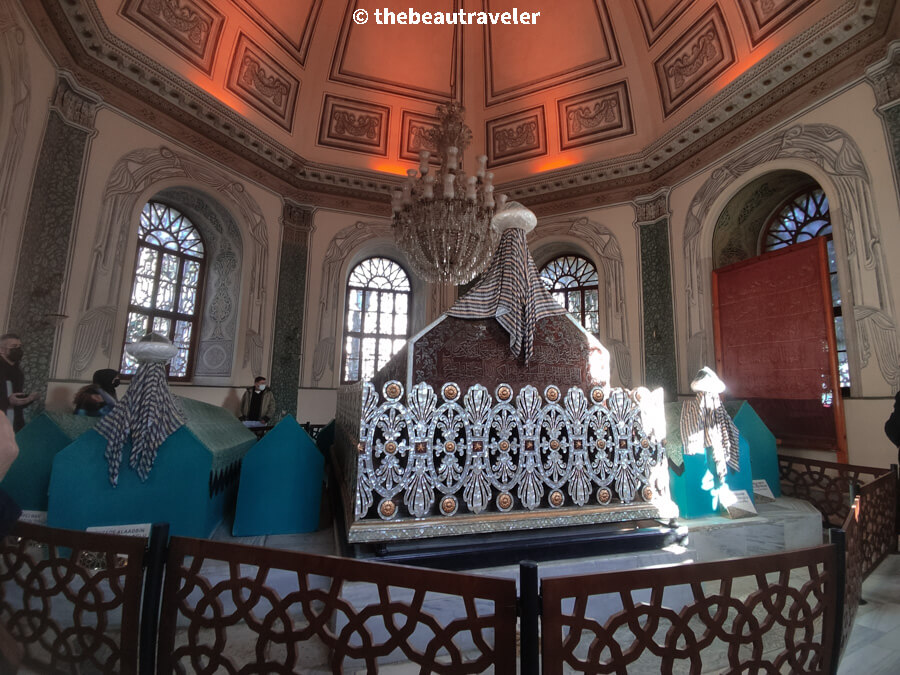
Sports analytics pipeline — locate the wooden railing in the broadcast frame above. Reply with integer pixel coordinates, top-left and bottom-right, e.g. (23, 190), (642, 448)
(540, 544), (839, 674)
(0, 457), (894, 673)
(832, 497), (862, 664)
(857, 469), (897, 577)
(779, 455), (891, 527)
(156, 536), (518, 673)
(0, 522), (147, 674)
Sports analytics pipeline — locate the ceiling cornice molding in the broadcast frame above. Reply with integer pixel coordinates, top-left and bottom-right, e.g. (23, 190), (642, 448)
(504, 0), (893, 203)
(20, 0), (898, 218)
(24, 0), (396, 214)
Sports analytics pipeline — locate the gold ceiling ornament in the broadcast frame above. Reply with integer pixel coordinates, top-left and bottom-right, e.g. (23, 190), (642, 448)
(391, 102), (505, 285)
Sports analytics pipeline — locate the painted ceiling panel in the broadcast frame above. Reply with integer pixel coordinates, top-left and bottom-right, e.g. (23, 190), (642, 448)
(229, 0), (322, 62)
(330, 0), (460, 102)
(633, 0), (693, 46)
(53, 0), (884, 194)
(483, 0), (620, 105)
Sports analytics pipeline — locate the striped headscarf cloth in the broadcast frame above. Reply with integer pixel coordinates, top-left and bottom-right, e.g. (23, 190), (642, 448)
(447, 226), (565, 363)
(97, 361), (185, 486)
(680, 393), (741, 480)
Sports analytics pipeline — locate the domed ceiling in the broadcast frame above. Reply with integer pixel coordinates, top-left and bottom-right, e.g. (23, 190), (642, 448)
(25, 0), (897, 213)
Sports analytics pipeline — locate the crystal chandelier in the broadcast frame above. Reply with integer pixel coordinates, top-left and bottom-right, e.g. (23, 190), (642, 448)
(391, 102), (506, 285)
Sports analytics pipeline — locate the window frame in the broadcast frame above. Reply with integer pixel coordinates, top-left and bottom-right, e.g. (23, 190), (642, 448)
(539, 254), (601, 335)
(121, 201), (206, 382)
(340, 256), (412, 385)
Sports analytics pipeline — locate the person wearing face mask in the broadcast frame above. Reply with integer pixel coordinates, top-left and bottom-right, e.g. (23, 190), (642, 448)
(0, 332), (38, 432)
(239, 376), (275, 425)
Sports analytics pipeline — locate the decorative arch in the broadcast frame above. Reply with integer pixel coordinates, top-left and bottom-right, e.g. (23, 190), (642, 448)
(683, 124), (897, 394)
(71, 146), (269, 378)
(310, 221), (427, 387)
(532, 217), (632, 388)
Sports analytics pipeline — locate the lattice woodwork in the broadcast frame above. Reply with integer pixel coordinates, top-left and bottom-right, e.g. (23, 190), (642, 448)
(157, 536), (518, 673)
(541, 545), (838, 674)
(858, 470), (898, 578)
(837, 497), (862, 661)
(0, 522), (146, 673)
(779, 455), (888, 527)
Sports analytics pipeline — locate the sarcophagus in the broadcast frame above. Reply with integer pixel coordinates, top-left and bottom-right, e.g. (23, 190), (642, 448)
(335, 205), (673, 543)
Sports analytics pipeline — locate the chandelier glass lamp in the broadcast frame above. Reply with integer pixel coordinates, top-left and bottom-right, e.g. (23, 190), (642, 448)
(391, 102), (505, 285)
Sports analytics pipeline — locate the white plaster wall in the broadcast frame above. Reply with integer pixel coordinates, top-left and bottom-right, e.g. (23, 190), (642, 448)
(0, 0), (55, 328)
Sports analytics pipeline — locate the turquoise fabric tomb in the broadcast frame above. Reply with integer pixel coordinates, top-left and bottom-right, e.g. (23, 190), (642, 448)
(47, 398), (255, 537)
(1, 412), (98, 511)
(665, 400), (776, 519)
(233, 415), (324, 536)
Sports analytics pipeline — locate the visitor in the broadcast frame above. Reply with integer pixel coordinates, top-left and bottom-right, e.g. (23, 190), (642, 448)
(885, 391), (900, 450)
(92, 368), (120, 409)
(73, 384), (111, 417)
(0, 332), (38, 431)
(239, 376), (275, 425)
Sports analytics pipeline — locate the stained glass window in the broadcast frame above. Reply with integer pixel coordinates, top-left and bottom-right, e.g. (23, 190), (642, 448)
(342, 257), (411, 383)
(763, 188), (849, 388)
(122, 202), (205, 379)
(540, 255), (600, 334)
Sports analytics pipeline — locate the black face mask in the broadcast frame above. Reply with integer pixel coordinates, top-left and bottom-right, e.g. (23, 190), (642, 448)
(6, 347), (23, 363)
(112, 379), (121, 388)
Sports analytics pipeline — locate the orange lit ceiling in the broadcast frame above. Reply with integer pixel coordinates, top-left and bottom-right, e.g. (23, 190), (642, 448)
(28, 0), (896, 211)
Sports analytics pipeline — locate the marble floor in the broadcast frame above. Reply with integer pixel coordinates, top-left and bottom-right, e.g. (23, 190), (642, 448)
(838, 552), (900, 675)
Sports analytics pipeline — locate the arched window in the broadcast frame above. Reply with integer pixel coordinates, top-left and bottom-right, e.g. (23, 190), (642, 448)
(540, 255), (600, 334)
(122, 201), (205, 379)
(762, 188), (849, 388)
(342, 257), (411, 383)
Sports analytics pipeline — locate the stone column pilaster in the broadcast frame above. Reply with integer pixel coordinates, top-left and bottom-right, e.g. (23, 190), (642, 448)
(633, 189), (678, 401)
(8, 72), (99, 418)
(270, 200), (314, 421)
(866, 41), (900, 201)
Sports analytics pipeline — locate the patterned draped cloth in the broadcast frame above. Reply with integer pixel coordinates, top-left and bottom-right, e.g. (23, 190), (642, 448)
(680, 392), (741, 480)
(97, 360), (184, 486)
(447, 225), (565, 364)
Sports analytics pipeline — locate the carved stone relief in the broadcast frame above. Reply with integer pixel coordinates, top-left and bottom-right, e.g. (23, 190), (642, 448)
(120, 0), (225, 74)
(71, 146), (269, 378)
(654, 5), (735, 117)
(558, 81), (633, 150)
(684, 124), (899, 394)
(318, 95), (390, 156)
(531, 218), (633, 388)
(226, 33), (299, 131)
(486, 106), (547, 166)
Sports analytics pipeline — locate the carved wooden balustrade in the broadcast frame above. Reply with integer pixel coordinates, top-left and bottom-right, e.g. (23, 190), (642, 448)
(156, 536), (518, 673)
(779, 455), (891, 527)
(857, 469), (897, 578)
(833, 497), (862, 663)
(0, 522), (147, 674)
(540, 544), (839, 674)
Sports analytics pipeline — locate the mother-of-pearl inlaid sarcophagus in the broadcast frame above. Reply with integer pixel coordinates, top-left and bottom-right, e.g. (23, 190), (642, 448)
(335, 204), (673, 543)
